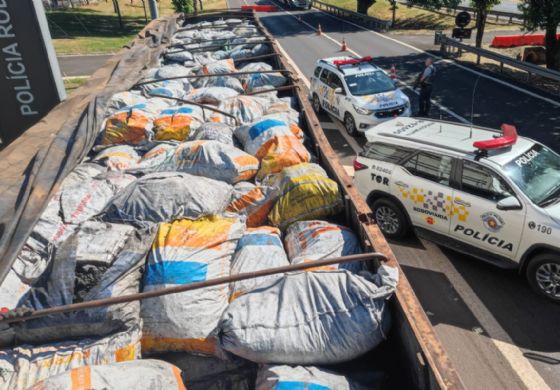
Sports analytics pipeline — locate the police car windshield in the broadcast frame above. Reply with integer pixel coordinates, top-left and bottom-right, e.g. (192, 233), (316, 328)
(504, 144), (560, 207)
(345, 71), (395, 96)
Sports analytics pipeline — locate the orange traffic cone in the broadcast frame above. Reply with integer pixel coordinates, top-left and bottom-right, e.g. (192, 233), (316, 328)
(316, 24), (322, 36)
(389, 64), (397, 79)
(340, 38), (348, 51)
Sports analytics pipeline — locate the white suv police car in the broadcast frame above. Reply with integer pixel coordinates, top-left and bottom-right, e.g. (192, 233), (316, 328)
(354, 118), (560, 301)
(310, 56), (411, 136)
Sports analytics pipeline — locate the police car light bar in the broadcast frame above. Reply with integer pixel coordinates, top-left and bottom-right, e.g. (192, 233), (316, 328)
(473, 124), (518, 150)
(333, 56), (373, 67)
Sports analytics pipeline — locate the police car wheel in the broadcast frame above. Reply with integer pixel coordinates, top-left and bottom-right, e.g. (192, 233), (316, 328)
(312, 94), (323, 114)
(344, 113), (358, 137)
(527, 253), (560, 302)
(372, 198), (409, 239)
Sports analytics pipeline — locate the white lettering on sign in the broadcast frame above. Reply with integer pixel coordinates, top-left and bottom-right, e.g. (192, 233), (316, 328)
(515, 149), (539, 167)
(0, 4), (38, 116)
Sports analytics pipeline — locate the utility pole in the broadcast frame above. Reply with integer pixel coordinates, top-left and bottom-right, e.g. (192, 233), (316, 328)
(148, 0), (159, 19)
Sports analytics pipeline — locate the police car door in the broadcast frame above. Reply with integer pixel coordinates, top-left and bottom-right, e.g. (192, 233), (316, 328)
(393, 151), (453, 235)
(450, 160), (526, 258)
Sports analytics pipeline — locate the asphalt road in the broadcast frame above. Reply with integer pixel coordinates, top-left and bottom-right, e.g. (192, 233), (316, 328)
(57, 54), (112, 77)
(229, 1), (560, 389)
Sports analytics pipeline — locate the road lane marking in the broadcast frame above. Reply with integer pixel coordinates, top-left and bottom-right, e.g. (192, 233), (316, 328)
(259, 4), (550, 388)
(314, 8), (560, 108)
(421, 240), (551, 390)
(269, 4), (470, 123)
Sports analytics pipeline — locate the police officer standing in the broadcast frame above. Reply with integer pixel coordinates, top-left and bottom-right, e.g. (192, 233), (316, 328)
(414, 58), (436, 117)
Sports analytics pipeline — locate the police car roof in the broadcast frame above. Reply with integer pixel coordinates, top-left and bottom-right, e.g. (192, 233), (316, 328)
(319, 56), (379, 75)
(365, 117), (536, 166)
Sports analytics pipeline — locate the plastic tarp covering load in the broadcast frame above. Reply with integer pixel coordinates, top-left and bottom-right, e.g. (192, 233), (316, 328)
(189, 122), (235, 146)
(267, 163), (343, 229)
(14, 221), (155, 344)
(226, 182), (278, 228)
(164, 141), (259, 184)
(229, 227), (289, 301)
(154, 353), (257, 390)
(235, 118), (310, 180)
(142, 216), (245, 356)
(256, 365), (367, 390)
(218, 266), (398, 364)
(28, 359), (187, 390)
(93, 145), (141, 171)
(0, 326), (141, 390)
(152, 105), (204, 141)
(101, 172), (232, 226)
(216, 96), (269, 126)
(285, 221), (363, 273)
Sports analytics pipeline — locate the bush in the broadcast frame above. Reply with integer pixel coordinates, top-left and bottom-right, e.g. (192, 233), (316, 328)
(171, 0), (194, 13)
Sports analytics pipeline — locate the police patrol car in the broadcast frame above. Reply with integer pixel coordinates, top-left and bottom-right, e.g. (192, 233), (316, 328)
(310, 56), (411, 136)
(353, 118), (560, 301)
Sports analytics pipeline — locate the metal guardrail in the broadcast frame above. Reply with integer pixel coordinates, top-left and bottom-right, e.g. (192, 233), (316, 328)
(399, 1), (522, 24)
(439, 35), (560, 82)
(312, 0), (391, 31)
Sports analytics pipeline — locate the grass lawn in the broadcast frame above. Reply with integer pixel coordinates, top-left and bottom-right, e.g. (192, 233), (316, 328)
(323, 0), (519, 32)
(49, 0), (227, 55)
(63, 76), (89, 94)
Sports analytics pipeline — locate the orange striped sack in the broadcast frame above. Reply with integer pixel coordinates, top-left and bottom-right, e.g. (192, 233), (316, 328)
(226, 182), (278, 228)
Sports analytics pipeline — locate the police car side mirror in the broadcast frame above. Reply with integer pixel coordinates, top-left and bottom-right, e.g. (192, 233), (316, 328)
(334, 87), (344, 95)
(496, 196), (522, 211)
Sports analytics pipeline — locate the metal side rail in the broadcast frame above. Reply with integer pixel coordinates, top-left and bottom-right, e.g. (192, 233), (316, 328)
(439, 35), (560, 83)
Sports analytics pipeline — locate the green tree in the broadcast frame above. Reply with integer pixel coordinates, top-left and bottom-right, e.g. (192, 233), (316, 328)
(519, 0), (560, 70)
(471, 0), (500, 48)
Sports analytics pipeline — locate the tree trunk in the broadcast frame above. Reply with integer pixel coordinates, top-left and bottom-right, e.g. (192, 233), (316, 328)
(544, 19), (560, 70)
(474, 5), (487, 48)
(356, 0), (375, 15)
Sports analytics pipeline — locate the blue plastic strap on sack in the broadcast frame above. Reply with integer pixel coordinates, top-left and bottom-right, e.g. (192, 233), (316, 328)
(145, 261), (208, 286)
(248, 119), (285, 140)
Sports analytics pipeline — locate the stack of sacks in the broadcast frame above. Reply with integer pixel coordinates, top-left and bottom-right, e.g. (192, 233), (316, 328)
(0, 165), (136, 309)
(189, 122), (235, 146)
(153, 352), (257, 390)
(167, 140), (259, 184)
(135, 143), (177, 172)
(284, 221), (364, 273)
(229, 227), (289, 301)
(188, 86), (239, 105)
(93, 145), (140, 171)
(100, 98), (172, 146)
(105, 91), (147, 116)
(15, 221), (155, 344)
(226, 182), (278, 228)
(28, 360), (187, 390)
(137, 79), (187, 100)
(152, 105), (204, 141)
(101, 172), (232, 227)
(0, 326), (141, 390)
(235, 118), (310, 180)
(217, 95), (269, 125)
(239, 62), (288, 91)
(218, 266), (398, 364)
(256, 365), (369, 390)
(193, 59), (245, 92)
(141, 216), (245, 356)
(266, 163), (343, 229)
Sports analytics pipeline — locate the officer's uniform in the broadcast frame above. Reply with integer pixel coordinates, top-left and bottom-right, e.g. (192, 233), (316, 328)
(418, 64), (435, 116)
